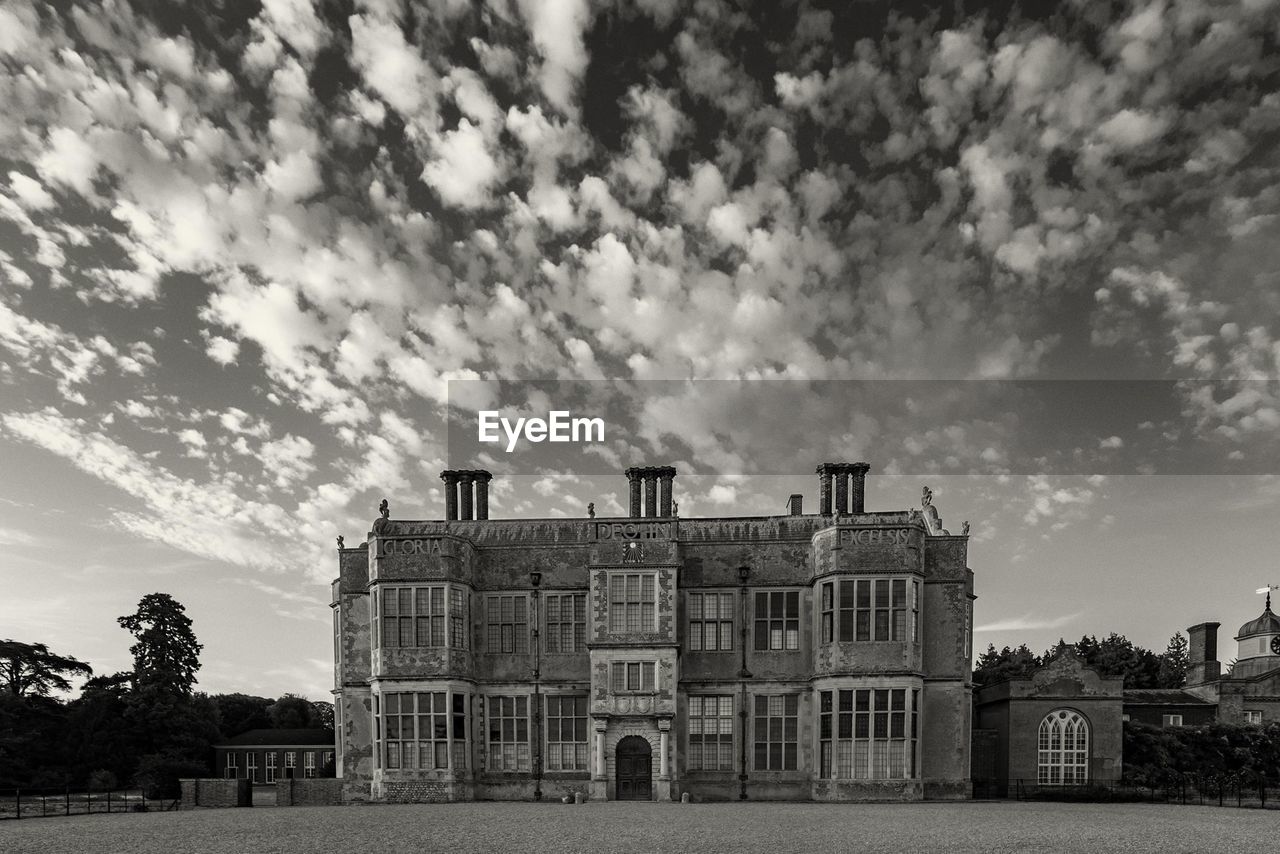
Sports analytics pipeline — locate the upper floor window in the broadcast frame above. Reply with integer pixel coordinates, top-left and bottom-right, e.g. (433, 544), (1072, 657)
(487, 594), (528, 654)
(611, 661), (656, 693)
(754, 591), (799, 651)
(835, 579), (912, 642)
(545, 593), (587, 653)
(609, 573), (656, 633)
(380, 585), (468, 650)
(689, 591), (734, 651)
(1037, 709), (1088, 785)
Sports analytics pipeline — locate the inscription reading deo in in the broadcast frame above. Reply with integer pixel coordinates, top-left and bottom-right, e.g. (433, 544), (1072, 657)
(595, 521), (672, 540)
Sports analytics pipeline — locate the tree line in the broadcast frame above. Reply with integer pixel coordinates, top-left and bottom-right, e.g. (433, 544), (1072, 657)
(0, 593), (332, 796)
(974, 632), (1190, 688)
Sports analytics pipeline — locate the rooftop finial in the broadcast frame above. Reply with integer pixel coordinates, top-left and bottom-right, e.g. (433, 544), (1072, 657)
(1258, 584), (1279, 612)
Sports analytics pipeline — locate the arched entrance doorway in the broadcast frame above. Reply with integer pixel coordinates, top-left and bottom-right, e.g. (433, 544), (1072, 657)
(615, 736), (652, 800)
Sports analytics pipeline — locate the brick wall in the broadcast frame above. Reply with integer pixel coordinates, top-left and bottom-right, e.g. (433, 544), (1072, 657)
(180, 778), (251, 808)
(276, 779), (344, 806)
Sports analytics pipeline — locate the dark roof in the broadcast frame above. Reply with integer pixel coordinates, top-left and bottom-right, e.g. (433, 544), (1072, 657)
(217, 728), (334, 747)
(1122, 689), (1215, 706)
(1237, 607), (1280, 638)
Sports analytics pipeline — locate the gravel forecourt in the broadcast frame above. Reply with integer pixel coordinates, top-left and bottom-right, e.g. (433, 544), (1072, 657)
(1, 800), (1275, 854)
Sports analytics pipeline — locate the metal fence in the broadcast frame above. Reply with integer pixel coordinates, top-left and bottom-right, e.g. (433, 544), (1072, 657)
(970, 774), (1279, 809)
(0, 787), (181, 820)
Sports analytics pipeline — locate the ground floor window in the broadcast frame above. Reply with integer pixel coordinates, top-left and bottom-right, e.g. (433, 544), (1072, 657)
(285, 751), (297, 778)
(818, 687), (918, 780)
(304, 751), (316, 778)
(545, 696), (589, 771)
(488, 695), (531, 772)
(754, 694), (799, 771)
(688, 695), (734, 771)
(1038, 709), (1088, 785)
(246, 752), (258, 783)
(225, 753), (237, 779)
(379, 690), (469, 772)
(1244, 710), (1263, 725)
(266, 752), (277, 783)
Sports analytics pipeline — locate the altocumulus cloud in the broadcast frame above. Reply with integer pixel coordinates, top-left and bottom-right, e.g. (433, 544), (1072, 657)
(0, 0), (1277, 582)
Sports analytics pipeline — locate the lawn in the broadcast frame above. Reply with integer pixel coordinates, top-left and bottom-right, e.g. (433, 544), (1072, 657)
(2, 800), (1276, 853)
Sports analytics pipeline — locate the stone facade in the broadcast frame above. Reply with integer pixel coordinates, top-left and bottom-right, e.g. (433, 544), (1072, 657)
(332, 463), (975, 802)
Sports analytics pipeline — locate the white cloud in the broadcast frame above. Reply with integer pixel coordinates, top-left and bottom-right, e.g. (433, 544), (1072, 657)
(421, 120), (501, 208)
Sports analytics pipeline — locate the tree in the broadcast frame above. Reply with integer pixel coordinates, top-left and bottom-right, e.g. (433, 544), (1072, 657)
(118, 594), (202, 695)
(1157, 632), (1189, 688)
(310, 700), (334, 731)
(0, 639), (93, 697)
(973, 643), (1042, 686)
(210, 693), (273, 739)
(1070, 633), (1162, 689)
(267, 694), (321, 729)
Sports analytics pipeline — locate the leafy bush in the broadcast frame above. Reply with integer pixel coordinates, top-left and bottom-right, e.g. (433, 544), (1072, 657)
(133, 754), (209, 799)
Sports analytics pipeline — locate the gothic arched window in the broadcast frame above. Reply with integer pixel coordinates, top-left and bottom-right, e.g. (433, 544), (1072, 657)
(1037, 709), (1089, 785)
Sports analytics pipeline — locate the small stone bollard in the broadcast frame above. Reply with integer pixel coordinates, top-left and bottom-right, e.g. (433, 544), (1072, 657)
(574, 791), (584, 804)
(680, 792), (690, 804)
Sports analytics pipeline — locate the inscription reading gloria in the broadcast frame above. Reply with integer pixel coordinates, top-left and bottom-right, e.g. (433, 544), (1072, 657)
(595, 521), (672, 540)
(378, 538), (452, 556)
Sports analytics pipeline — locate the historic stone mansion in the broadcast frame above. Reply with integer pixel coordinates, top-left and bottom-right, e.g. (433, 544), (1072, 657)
(332, 463), (982, 802)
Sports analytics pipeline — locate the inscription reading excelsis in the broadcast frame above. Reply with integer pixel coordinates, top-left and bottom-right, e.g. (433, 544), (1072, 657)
(838, 528), (912, 546)
(596, 521), (672, 540)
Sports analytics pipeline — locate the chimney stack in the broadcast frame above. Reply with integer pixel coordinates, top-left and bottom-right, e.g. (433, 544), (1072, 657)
(441, 469), (492, 520)
(849, 462), (871, 514)
(1186, 622), (1221, 686)
(623, 466), (678, 518)
(787, 494), (803, 516)
(817, 462), (871, 515)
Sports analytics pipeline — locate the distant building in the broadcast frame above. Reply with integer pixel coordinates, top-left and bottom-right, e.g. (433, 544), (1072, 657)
(332, 463), (976, 802)
(1181, 593), (1280, 725)
(214, 729), (335, 785)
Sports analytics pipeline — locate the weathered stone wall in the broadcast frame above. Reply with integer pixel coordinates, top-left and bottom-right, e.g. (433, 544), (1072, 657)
(275, 779), (343, 806)
(179, 778), (251, 808)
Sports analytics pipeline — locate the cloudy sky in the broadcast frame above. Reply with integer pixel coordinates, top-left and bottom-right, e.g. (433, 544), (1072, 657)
(2, 0), (1280, 701)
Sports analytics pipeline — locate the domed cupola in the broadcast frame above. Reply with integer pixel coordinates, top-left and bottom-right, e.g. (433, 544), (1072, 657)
(1236, 588), (1280, 662)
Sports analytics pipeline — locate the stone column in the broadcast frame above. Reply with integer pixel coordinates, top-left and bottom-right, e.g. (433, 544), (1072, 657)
(458, 472), (474, 520)
(658, 724), (670, 779)
(441, 471), (458, 520)
(474, 471), (491, 520)
(594, 722), (607, 779)
(643, 471), (658, 518)
(850, 462), (871, 514)
(658, 467), (674, 517)
(817, 464), (833, 515)
(625, 468), (642, 517)
(834, 465), (849, 516)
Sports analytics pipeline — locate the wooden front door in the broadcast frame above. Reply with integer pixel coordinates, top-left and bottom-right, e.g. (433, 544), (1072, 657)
(615, 736), (652, 801)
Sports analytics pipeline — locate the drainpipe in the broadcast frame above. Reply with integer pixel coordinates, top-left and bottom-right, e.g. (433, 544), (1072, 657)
(531, 570), (543, 801)
(737, 565), (752, 801)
